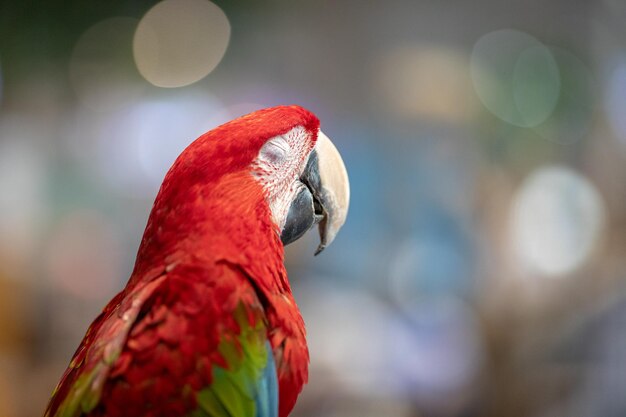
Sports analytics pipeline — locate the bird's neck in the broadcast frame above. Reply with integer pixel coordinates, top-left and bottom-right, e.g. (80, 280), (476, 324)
(128, 172), (289, 294)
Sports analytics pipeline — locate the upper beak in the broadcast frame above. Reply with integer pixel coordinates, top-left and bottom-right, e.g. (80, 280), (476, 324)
(279, 130), (350, 254)
(302, 131), (350, 255)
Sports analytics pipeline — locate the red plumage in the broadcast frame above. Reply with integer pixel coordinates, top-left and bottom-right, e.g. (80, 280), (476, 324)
(46, 106), (319, 417)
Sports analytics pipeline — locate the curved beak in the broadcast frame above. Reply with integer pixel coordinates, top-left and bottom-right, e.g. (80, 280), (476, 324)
(280, 130), (350, 255)
(309, 131), (350, 254)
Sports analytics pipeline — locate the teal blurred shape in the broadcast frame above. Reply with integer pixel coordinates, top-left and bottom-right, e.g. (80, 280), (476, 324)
(471, 29), (560, 127)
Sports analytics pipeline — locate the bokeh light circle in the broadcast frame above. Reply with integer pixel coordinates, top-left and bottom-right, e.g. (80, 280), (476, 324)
(510, 166), (605, 276)
(374, 44), (472, 122)
(69, 17), (145, 112)
(471, 29), (560, 127)
(134, 0), (231, 88)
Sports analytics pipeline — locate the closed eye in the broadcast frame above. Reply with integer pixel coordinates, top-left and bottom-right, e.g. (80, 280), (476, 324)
(259, 137), (289, 166)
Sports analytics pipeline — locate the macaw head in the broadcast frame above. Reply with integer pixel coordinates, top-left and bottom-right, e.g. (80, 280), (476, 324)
(151, 105), (349, 257)
(249, 106), (349, 254)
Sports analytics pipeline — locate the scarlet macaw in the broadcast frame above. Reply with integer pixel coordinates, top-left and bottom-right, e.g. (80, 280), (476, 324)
(44, 105), (350, 417)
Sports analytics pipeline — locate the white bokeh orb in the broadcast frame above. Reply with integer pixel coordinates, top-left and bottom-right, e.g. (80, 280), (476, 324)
(133, 0), (231, 88)
(510, 166), (606, 276)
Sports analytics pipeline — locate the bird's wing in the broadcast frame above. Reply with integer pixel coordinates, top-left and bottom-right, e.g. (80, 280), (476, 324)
(45, 264), (279, 417)
(44, 272), (167, 417)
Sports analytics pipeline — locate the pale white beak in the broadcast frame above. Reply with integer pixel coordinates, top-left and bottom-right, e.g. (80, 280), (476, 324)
(313, 130), (350, 254)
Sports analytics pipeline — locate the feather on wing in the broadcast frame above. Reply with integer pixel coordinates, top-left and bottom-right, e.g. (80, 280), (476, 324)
(45, 263), (279, 417)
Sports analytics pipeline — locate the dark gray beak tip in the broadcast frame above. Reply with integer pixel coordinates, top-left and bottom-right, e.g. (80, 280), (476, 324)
(314, 244), (326, 256)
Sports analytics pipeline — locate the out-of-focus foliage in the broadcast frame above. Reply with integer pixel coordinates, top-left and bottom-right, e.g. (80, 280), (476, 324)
(1, 1), (626, 416)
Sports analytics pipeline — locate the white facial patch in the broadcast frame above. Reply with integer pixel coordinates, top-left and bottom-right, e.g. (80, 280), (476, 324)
(253, 125), (313, 230)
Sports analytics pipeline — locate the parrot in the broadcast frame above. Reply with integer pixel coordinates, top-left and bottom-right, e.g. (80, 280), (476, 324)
(44, 105), (350, 417)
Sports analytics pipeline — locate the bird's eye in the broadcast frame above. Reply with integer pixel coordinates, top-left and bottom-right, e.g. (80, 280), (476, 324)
(260, 137), (289, 166)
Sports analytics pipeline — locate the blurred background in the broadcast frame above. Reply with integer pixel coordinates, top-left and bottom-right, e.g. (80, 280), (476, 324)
(1, 0), (626, 416)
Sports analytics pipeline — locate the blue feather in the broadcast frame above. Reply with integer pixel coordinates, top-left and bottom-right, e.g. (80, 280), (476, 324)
(255, 341), (279, 417)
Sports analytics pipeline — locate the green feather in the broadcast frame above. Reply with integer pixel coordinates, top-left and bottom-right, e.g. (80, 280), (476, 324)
(197, 388), (230, 416)
(198, 303), (270, 417)
(211, 368), (255, 417)
(53, 366), (101, 417)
